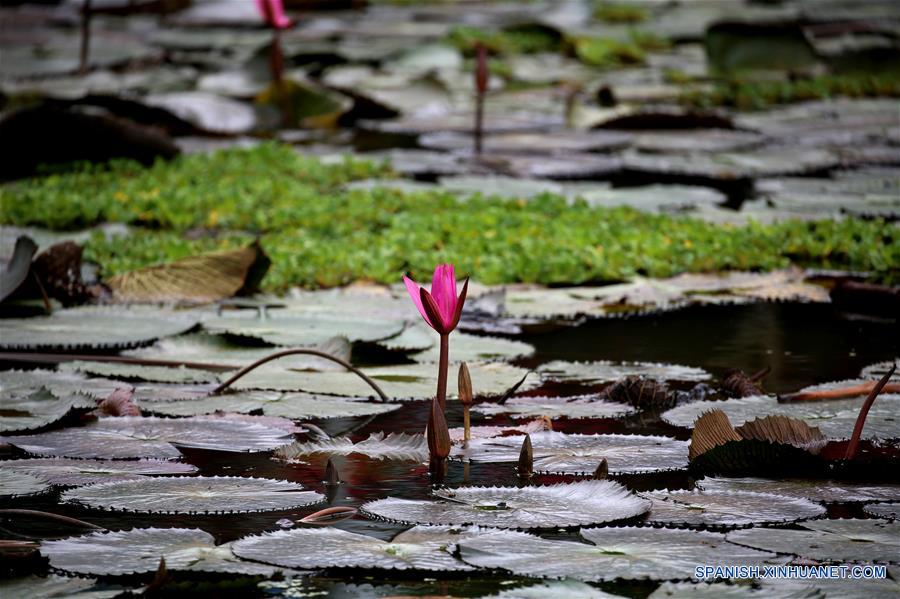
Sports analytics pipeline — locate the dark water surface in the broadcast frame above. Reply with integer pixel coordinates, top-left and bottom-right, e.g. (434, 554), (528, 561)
(5, 302), (898, 597)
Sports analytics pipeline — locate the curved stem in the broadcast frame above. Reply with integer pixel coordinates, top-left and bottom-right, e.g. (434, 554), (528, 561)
(436, 334), (449, 412)
(211, 348), (389, 402)
(844, 364), (896, 460)
(0, 509), (104, 531)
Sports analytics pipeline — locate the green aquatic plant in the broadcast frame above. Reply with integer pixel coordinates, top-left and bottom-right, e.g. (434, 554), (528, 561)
(446, 24), (561, 57)
(593, 1), (649, 24)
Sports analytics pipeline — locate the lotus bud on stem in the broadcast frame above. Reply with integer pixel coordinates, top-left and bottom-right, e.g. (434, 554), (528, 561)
(458, 362), (473, 443)
(473, 42), (489, 155)
(594, 458), (609, 480)
(427, 397), (451, 475)
(324, 458), (339, 485)
(517, 434), (533, 478)
(299, 506), (357, 525)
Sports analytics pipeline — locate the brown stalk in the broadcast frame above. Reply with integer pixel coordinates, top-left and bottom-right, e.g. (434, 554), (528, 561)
(844, 364), (896, 461)
(79, 0), (93, 75)
(474, 43), (488, 155)
(0, 509), (104, 531)
(780, 380), (900, 403)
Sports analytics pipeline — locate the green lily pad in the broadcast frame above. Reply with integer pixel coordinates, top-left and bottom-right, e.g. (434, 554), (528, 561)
(503, 281), (686, 319)
(40, 528), (282, 576)
(361, 480), (650, 529)
(0, 458), (197, 487)
(633, 130), (766, 154)
(698, 477), (900, 504)
(726, 519), (900, 564)
(454, 431), (688, 474)
(62, 476), (322, 514)
(419, 131), (632, 154)
(4, 416), (292, 459)
(456, 526), (777, 581)
(409, 331), (534, 363)
(661, 394), (900, 439)
(59, 361), (217, 385)
(0, 307), (198, 351)
(622, 147), (840, 180)
(233, 361), (540, 400)
(139, 390), (399, 420)
(0, 388), (82, 433)
(276, 432), (427, 462)
(203, 311), (404, 346)
(0, 575), (124, 599)
(471, 395), (636, 420)
(538, 360), (711, 384)
(232, 526), (480, 571)
(0, 469), (51, 498)
(644, 489), (825, 528)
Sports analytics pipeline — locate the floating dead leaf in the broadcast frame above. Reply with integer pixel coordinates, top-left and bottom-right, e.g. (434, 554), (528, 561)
(106, 242), (269, 304)
(96, 388), (141, 417)
(298, 506), (357, 525)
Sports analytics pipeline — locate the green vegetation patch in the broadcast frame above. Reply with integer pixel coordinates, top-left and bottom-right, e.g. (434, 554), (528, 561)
(593, 2), (649, 24)
(680, 73), (900, 110)
(5, 145), (896, 290)
(572, 31), (669, 68)
(446, 24), (562, 57)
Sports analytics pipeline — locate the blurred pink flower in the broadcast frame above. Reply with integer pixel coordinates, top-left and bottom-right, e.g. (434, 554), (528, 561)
(255, 0), (292, 29)
(403, 264), (468, 336)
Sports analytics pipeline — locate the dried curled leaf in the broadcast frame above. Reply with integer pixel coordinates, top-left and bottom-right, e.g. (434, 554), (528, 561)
(689, 410), (742, 461)
(106, 242), (269, 304)
(735, 415), (825, 449)
(601, 376), (675, 410)
(96, 388), (141, 417)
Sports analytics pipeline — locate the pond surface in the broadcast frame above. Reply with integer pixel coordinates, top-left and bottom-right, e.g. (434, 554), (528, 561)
(5, 301), (897, 597)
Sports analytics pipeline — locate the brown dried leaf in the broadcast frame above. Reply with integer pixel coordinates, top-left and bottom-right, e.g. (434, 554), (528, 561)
(32, 242), (94, 306)
(602, 376), (674, 409)
(106, 243), (269, 304)
(97, 388), (141, 417)
(689, 410), (741, 461)
(736, 415), (825, 449)
(722, 369), (764, 398)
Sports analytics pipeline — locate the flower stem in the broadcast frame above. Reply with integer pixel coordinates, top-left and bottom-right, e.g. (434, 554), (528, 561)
(463, 405), (471, 442)
(436, 334), (449, 412)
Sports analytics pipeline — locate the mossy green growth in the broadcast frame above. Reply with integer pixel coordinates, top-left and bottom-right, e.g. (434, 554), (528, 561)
(679, 73), (900, 110)
(0, 143), (393, 231)
(572, 31), (669, 68)
(593, 2), (649, 24)
(81, 189), (899, 291)
(446, 24), (561, 56)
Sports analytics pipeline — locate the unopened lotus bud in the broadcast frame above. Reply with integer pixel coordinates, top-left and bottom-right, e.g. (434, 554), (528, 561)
(427, 397), (451, 460)
(593, 458), (608, 480)
(324, 458), (339, 485)
(475, 43), (489, 96)
(299, 506), (357, 525)
(517, 434), (533, 478)
(458, 363), (473, 406)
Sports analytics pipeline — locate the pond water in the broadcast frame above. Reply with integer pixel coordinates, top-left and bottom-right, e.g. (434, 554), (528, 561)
(4, 301), (896, 597)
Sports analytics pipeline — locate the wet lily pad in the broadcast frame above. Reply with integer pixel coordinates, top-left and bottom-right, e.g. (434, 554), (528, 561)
(4, 416), (292, 459)
(471, 395), (636, 420)
(579, 185), (727, 213)
(449, 418), (552, 444)
(454, 431), (688, 474)
(538, 360), (711, 384)
(143, 92), (257, 135)
(644, 489), (825, 528)
(456, 526), (776, 581)
(0, 458), (197, 487)
(648, 580), (819, 598)
(661, 394), (900, 439)
(276, 432), (427, 462)
(203, 311), (404, 346)
(62, 476), (322, 514)
(139, 390), (399, 420)
(726, 519), (900, 563)
(437, 175), (567, 199)
(234, 361), (540, 400)
(419, 131), (632, 154)
(0, 388), (83, 434)
(502, 281), (685, 319)
(409, 331), (534, 363)
(0, 575), (123, 599)
(622, 147), (839, 180)
(492, 580), (622, 598)
(232, 526), (480, 571)
(59, 361), (217, 385)
(698, 477), (900, 504)
(0, 469), (51, 498)
(632, 130), (766, 154)
(861, 361), (900, 381)
(40, 528), (280, 576)
(864, 503), (899, 520)
(361, 480), (650, 529)
(0, 307), (198, 351)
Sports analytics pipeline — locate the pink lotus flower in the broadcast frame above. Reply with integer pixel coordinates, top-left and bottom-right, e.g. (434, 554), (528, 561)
(403, 264), (468, 336)
(255, 0), (292, 29)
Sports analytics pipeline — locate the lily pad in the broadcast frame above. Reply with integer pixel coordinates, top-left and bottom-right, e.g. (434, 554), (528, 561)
(40, 528), (280, 576)
(538, 360), (711, 384)
(4, 416), (292, 459)
(579, 185), (727, 214)
(139, 390), (399, 420)
(203, 311), (404, 346)
(622, 147), (840, 180)
(661, 394), (900, 440)
(0, 388), (83, 433)
(643, 489), (825, 528)
(0, 469), (51, 498)
(502, 281), (685, 319)
(0, 307), (198, 351)
(454, 431), (689, 474)
(471, 395), (636, 420)
(864, 503), (900, 520)
(276, 432), (427, 462)
(726, 519), (900, 564)
(648, 581), (820, 598)
(492, 580), (622, 598)
(409, 331), (534, 363)
(62, 476), (322, 514)
(698, 477), (900, 504)
(0, 575), (123, 599)
(0, 458), (197, 487)
(449, 418), (552, 444)
(861, 361), (900, 381)
(143, 92), (257, 135)
(419, 131), (632, 154)
(59, 361), (218, 385)
(632, 130), (766, 154)
(234, 361), (540, 400)
(456, 526), (777, 581)
(232, 526), (480, 571)
(361, 480), (650, 529)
